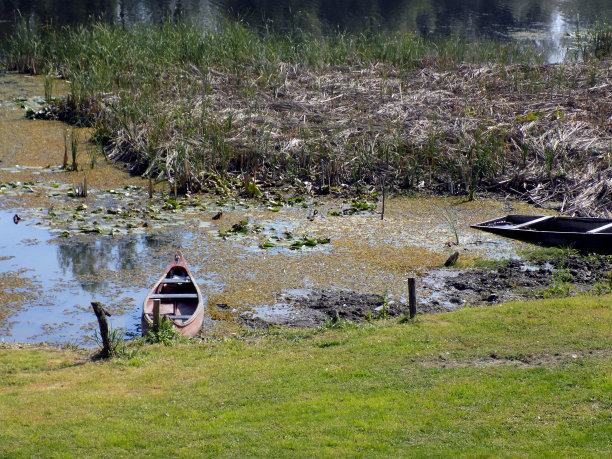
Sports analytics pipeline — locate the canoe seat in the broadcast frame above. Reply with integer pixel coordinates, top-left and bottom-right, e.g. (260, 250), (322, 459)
(512, 215), (554, 229)
(150, 293), (199, 299)
(161, 277), (192, 284)
(587, 222), (612, 234)
(166, 314), (192, 320)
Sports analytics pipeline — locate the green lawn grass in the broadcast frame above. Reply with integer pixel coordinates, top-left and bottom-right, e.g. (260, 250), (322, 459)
(1, 295), (611, 457)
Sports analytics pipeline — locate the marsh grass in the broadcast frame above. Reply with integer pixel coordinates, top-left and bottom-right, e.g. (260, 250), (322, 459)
(0, 294), (611, 456)
(441, 203), (460, 245)
(62, 128), (68, 169)
(577, 22), (612, 60)
(2, 18), (611, 215)
(72, 175), (87, 198)
(522, 246), (581, 264)
(88, 143), (97, 169)
(43, 74), (53, 102)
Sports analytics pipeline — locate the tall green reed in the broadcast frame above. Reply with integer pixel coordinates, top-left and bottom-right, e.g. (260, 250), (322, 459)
(0, 18), (548, 194)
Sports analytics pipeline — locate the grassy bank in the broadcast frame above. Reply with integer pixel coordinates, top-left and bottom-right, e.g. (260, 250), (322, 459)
(1, 19), (611, 216)
(1, 294), (611, 456)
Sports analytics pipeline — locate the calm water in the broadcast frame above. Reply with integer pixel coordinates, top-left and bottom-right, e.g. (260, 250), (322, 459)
(0, 210), (145, 345)
(1, 1), (611, 61)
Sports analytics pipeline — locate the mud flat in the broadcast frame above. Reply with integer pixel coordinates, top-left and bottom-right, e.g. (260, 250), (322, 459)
(239, 253), (612, 329)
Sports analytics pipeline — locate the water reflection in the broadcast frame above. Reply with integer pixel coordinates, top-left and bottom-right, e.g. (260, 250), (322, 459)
(1, 0), (609, 62)
(0, 210), (187, 345)
(0, 0), (608, 34)
(55, 233), (185, 290)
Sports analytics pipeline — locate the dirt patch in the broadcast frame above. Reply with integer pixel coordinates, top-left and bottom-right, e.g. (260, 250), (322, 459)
(241, 290), (404, 329)
(238, 253), (611, 329)
(426, 254), (612, 309)
(418, 349), (612, 369)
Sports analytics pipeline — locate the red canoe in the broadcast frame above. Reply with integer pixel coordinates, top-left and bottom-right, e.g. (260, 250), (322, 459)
(142, 251), (204, 338)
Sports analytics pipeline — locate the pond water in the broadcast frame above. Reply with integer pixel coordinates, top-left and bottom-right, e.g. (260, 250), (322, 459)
(1, 1), (610, 62)
(0, 46), (552, 346)
(0, 210), (149, 345)
(0, 192), (529, 347)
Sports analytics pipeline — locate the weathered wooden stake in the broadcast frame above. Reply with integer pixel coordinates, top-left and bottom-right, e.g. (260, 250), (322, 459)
(153, 299), (161, 330)
(183, 158), (190, 192)
(148, 177), (154, 199)
(381, 176), (386, 221)
(91, 301), (111, 357)
(408, 278), (417, 318)
(62, 130), (68, 169)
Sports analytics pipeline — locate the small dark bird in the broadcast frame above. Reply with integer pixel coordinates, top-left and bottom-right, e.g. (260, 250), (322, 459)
(444, 251), (460, 267)
(13, 214), (22, 224)
(212, 211), (223, 220)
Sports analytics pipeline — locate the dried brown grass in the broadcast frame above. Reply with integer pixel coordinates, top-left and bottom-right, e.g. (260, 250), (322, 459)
(99, 60), (611, 216)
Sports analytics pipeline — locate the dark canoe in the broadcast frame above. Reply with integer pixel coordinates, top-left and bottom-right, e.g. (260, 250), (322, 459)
(142, 250), (204, 338)
(471, 215), (612, 254)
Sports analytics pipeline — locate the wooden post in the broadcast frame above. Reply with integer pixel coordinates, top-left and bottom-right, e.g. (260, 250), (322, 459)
(183, 158), (190, 193)
(62, 130), (68, 169)
(91, 301), (111, 357)
(381, 176), (386, 221)
(408, 278), (417, 318)
(153, 299), (161, 330)
(148, 177), (154, 199)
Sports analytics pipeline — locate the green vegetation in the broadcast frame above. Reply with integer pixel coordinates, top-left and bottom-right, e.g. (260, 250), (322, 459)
(1, 18), (611, 214)
(1, 295), (610, 456)
(577, 22), (612, 60)
(524, 246), (612, 269)
(145, 317), (185, 346)
(3, 18), (540, 78)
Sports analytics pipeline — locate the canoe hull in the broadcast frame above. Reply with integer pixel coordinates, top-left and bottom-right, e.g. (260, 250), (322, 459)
(142, 251), (204, 338)
(471, 215), (612, 254)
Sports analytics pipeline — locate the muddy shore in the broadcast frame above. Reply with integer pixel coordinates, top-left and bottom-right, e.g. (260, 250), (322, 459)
(239, 253), (612, 329)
